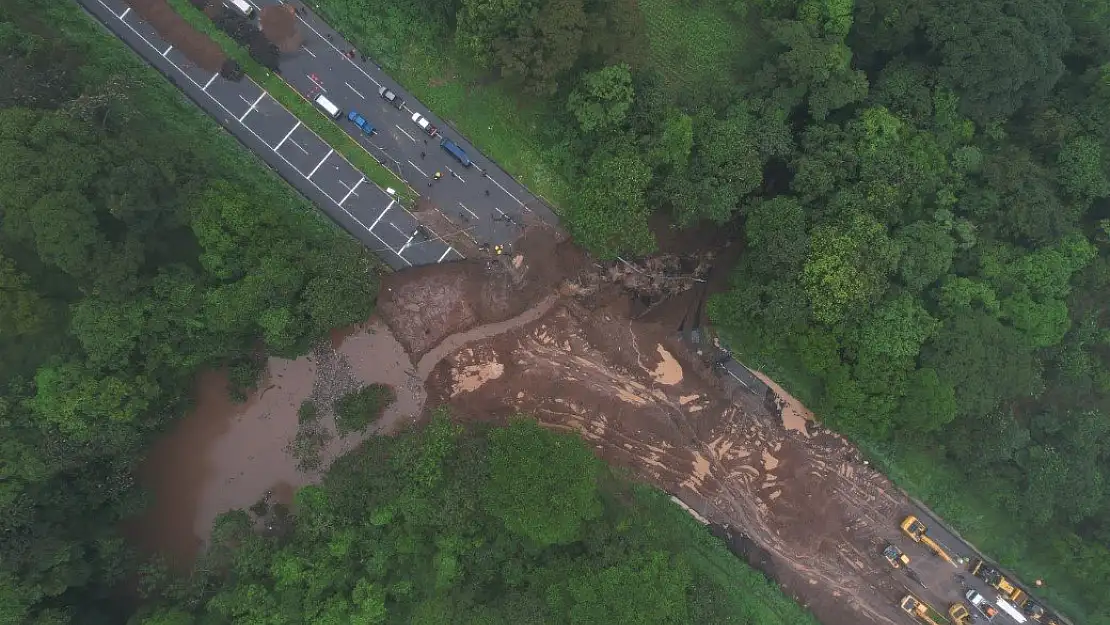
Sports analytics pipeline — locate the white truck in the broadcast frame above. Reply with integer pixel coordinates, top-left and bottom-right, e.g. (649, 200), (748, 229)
(997, 598), (1028, 624)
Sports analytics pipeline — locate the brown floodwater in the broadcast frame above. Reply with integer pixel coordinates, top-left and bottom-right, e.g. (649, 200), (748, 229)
(130, 297), (560, 569)
(129, 319), (421, 568)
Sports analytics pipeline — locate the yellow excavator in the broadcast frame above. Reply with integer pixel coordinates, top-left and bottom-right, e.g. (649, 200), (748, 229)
(900, 594), (950, 625)
(949, 603), (972, 625)
(883, 543), (928, 589)
(969, 558), (1028, 605)
(901, 516), (958, 567)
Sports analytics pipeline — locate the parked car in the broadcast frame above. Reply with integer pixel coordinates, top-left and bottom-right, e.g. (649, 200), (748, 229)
(378, 86), (404, 109)
(965, 590), (999, 620)
(440, 137), (472, 167)
(411, 112), (437, 136)
(347, 110), (375, 135)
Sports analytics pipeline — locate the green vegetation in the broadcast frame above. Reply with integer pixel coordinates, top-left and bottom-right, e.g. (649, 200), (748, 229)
(163, 0), (415, 203)
(306, 0), (1110, 621)
(134, 416), (818, 625)
(334, 383), (396, 434)
(0, 1), (378, 622)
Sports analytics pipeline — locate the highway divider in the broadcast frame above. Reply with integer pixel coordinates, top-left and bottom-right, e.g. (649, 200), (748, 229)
(163, 0), (416, 205)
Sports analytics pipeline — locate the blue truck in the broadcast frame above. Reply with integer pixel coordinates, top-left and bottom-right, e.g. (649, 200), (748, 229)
(439, 137), (472, 167)
(347, 110), (375, 136)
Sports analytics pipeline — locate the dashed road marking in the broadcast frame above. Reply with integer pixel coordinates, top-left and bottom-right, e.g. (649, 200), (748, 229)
(407, 161), (428, 178)
(437, 248), (452, 262)
(339, 178), (364, 206)
(301, 46), (316, 58)
(369, 200), (394, 230)
(445, 166), (465, 183)
(293, 13), (382, 89)
(307, 74), (325, 91)
(395, 125), (415, 143)
(478, 167), (527, 208)
(203, 73), (219, 91)
(345, 82), (365, 99)
(94, 0), (416, 266)
(458, 202), (479, 221)
(307, 149), (334, 179)
(288, 139), (309, 155)
(238, 92), (266, 122)
(274, 121), (300, 150)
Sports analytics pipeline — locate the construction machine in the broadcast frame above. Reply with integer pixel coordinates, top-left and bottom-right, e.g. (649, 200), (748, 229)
(949, 603), (972, 625)
(900, 594), (950, 625)
(901, 516), (959, 567)
(883, 543), (929, 589)
(969, 558), (1028, 605)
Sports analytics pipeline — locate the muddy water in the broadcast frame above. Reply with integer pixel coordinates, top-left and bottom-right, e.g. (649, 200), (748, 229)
(132, 320), (419, 567)
(134, 297), (561, 568)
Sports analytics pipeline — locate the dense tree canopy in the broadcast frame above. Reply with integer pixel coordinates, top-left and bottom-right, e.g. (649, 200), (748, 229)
(0, 3), (379, 623)
(132, 417), (817, 625)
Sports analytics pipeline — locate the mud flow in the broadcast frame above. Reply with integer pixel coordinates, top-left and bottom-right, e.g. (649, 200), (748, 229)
(137, 224), (957, 625)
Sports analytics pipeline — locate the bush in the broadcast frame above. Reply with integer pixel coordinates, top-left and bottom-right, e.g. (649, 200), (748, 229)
(333, 383), (395, 434)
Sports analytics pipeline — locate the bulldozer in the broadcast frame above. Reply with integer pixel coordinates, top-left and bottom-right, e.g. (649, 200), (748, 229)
(949, 603), (972, 625)
(900, 594), (950, 625)
(901, 515), (959, 567)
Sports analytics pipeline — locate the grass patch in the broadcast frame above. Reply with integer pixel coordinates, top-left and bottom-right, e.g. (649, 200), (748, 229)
(334, 383), (395, 434)
(637, 0), (749, 93)
(297, 400), (319, 424)
(162, 0), (415, 204)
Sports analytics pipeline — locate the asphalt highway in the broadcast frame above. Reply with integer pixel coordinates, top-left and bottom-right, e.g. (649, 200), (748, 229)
(76, 0), (559, 270)
(252, 0), (561, 246)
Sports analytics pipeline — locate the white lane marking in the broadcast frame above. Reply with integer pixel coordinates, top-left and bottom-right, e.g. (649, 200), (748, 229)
(458, 202), (479, 221)
(203, 73), (219, 91)
(293, 14), (382, 88)
(437, 248), (452, 262)
(493, 206), (506, 218)
(397, 233), (416, 255)
(345, 82), (365, 99)
(307, 149), (334, 179)
(301, 46), (316, 58)
(162, 45), (173, 57)
(238, 92), (266, 121)
(274, 121), (300, 149)
(307, 74), (326, 91)
(96, 0), (413, 265)
(118, 6), (130, 18)
(369, 200), (394, 230)
(407, 161), (428, 178)
(389, 222), (408, 237)
(244, 0), (261, 10)
(395, 125), (415, 143)
(288, 139), (309, 155)
(339, 178), (364, 205)
(478, 167), (527, 208)
(445, 166), (466, 183)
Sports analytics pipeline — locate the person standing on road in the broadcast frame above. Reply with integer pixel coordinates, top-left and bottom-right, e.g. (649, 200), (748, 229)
(434, 171), (442, 180)
(420, 152), (425, 159)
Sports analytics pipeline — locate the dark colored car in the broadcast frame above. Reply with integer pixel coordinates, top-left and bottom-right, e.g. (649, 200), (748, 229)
(378, 86), (404, 109)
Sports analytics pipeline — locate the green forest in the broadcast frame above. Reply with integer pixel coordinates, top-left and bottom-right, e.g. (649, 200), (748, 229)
(132, 417), (815, 625)
(306, 0), (1110, 622)
(0, 1), (378, 622)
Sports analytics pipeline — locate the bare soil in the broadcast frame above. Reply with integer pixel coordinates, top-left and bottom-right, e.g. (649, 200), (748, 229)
(125, 0), (226, 71)
(371, 226), (956, 625)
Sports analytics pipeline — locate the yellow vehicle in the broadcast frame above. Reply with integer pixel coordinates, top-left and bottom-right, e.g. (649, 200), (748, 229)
(901, 516), (958, 567)
(949, 603), (972, 625)
(970, 558), (1028, 604)
(884, 543), (910, 568)
(900, 594), (949, 625)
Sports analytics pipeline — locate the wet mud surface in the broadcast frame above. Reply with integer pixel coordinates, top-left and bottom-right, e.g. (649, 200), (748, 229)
(136, 225), (957, 625)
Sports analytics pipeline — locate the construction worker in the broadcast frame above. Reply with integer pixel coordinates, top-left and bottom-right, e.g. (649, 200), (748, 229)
(433, 171), (442, 181)
(494, 244), (504, 255)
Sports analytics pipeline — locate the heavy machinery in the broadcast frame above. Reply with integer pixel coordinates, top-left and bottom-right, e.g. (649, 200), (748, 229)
(900, 594), (950, 625)
(901, 516), (959, 566)
(965, 589), (999, 620)
(949, 603), (972, 625)
(969, 558), (1028, 605)
(883, 543), (929, 589)
(884, 543), (911, 568)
